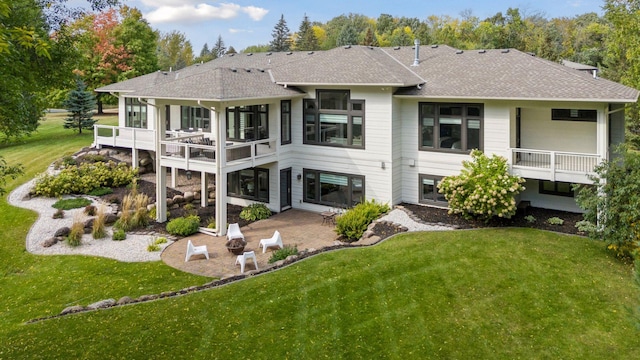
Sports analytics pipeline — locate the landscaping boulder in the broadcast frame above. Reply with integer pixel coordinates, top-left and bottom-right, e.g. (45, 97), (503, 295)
(104, 213), (118, 225)
(172, 195), (184, 204)
(60, 305), (85, 315)
(183, 191), (194, 203)
(194, 191), (201, 200)
(117, 296), (134, 305)
(84, 218), (95, 228)
(87, 299), (116, 310)
(54, 227), (70, 237)
(43, 237), (58, 248)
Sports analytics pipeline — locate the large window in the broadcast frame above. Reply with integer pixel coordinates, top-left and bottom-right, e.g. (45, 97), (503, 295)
(303, 169), (364, 207)
(227, 168), (269, 202)
(552, 109), (597, 122)
(419, 103), (482, 152)
(226, 105), (268, 142)
(304, 90), (364, 148)
(419, 174), (448, 205)
(539, 181), (574, 197)
(180, 106), (210, 131)
(281, 100), (291, 145)
(125, 98), (147, 128)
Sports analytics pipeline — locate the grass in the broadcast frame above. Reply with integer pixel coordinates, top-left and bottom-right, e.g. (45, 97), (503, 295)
(52, 197), (92, 210)
(0, 114), (639, 359)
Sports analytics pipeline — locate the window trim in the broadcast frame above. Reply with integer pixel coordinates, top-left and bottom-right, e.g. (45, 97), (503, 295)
(227, 168), (270, 202)
(303, 168), (364, 208)
(418, 174), (448, 205)
(226, 105), (269, 142)
(551, 108), (597, 122)
(125, 98), (147, 128)
(303, 90), (365, 149)
(180, 106), (211, 131)
(281, 100), (291, 145)
(418, 102), (483, 153)
(539, 180), (574, 197)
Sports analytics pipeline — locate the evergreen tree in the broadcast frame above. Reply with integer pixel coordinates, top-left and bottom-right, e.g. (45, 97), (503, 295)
(212, 35), (226, 58)
(296, 14), (319, 51)
(200, 43), (210, 58)
(363, 27), (377, 46)
(270, 14), (291, 52)
(63, 79), (97, 134)
(227, 46), (237, 54)
(336, 22), (359, 46)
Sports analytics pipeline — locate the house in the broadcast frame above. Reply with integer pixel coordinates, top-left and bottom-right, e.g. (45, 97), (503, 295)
(95, 42), (639, 236)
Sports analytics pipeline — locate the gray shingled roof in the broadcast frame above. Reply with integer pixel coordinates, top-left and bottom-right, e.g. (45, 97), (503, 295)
(97, 45), (638, 103)
(388, 46), (638, 102)
(126, 67), (303, 101)
(269, 46), (424, 86)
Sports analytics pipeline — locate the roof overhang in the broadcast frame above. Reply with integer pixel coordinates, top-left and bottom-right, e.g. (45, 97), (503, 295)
(392, 94), (640, 104)
(121, 93), (307, 103)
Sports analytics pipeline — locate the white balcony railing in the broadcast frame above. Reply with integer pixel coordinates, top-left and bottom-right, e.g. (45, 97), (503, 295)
(510, 148), (602, 183)
(94, 125), (156, 151)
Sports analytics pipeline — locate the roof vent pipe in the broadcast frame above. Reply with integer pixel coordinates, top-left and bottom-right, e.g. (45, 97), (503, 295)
(412, 39), (420, 66)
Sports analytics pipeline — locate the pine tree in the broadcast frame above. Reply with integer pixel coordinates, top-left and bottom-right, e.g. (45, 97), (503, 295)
(270, 14), (291, 52)
(336, 23), (359, 46)
(295, 14), (319, 51)
(363, 27), (377, 46)
(63, 79), (97, 134)
(212, 35), (226, 58)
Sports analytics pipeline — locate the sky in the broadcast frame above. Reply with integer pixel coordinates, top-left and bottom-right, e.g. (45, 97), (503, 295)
(76, 0), (606, 52)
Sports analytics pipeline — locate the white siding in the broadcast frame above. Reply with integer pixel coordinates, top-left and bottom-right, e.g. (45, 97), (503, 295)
(520, 107), (597, 154)
(520, 179), (583, 213)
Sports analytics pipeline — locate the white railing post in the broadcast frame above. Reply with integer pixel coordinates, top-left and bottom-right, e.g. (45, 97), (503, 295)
(550, 151), (556, 181)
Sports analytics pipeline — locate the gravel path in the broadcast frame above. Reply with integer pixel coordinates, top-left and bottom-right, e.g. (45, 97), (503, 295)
(379, 208), (454, 232)
(7, 173), (168, 262)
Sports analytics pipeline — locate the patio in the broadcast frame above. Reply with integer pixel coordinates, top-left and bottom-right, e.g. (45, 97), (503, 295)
(161, 209), (343, 278)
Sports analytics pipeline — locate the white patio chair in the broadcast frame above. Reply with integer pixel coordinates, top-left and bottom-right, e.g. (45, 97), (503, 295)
(235, 251), (258, 273)
(227, 223), (244, 242)
(259, 230), (284, 253)
(185, 240), (209, 262)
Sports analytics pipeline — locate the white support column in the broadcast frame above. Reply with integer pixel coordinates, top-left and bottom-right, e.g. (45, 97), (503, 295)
(215, 108), (227, 236)
(155, 100), (167, 222)
(201, 171), (208, 208)
(132, 148), (139, 169)
(171, 167), (177, 188)
(596, 104), (608, 161)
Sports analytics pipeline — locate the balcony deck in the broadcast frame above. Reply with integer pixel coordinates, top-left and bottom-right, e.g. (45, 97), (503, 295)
(509, 148), (602, 184)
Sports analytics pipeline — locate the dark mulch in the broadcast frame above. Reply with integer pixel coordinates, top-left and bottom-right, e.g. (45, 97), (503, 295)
(401, 203), (584, 235)
(98, 179), (248, 234)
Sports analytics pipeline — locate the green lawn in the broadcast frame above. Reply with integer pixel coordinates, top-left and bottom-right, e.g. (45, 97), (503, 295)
(0, 116), (639, 359)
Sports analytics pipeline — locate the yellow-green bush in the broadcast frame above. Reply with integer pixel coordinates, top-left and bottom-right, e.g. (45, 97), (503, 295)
(33, 161), (137, 197)
(335, 200), (390, 242)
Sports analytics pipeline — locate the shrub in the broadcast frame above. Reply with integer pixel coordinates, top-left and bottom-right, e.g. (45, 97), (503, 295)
(166, 215), (200, 236)
(547, 217), (564, 225)
(61, 156), (77, 168)
(206, 217), (216, 229)
(112, 228), (126, 241)
(92, 206), (107, 239)
(147, 241), (161, 252)
(84, 205), (96, 216)
(154, 237), (167, 244)
(335, 199), (390, 242)
(88, 187), (113, 196)
(82, 154), (106, 163)
(575, 220), (597, 236)
(33, 161), (137, 197)
(524, 215), (536, 223)
(438, 150), (525, 221)
(52, 197), (92, 210)
(67, 215), (84, 247)
(268, 245), (298, 263)
(240, 203), (272, 221)
(52, 209), (64, 219)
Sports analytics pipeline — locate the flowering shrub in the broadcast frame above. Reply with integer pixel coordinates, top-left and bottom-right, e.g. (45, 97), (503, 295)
(33, 161), (137, 197)
(438, 150), (525, 221)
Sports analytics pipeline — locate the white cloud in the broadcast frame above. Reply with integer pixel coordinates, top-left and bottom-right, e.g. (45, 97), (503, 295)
(229, 28), (253, 34)
(144, 2), (268, 24)
(242, 6), (269, 21)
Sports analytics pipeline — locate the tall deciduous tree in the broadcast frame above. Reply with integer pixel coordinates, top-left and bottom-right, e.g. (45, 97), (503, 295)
(157, 30), (194, 70)
(270, 14), (291, 52)
(0, 156), (23, 195)
(114, 6), (158, 77)
(63, 79), (97, 134)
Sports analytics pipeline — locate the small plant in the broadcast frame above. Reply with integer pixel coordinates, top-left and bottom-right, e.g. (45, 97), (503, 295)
(112, 228), (126, 241)
(239, 203), (272, 221)
(52, 197), (92, 210)
(105, 195), (120, 204)
(61, 156), (77, 167)
(206, 217), (216, 229)
(147, 241), (161, 252)
(52, 208), (64, 219)
(82, 154), (106, 163)
(547, 217), (564, 225)
(154, 237), (168, 244)
(92, 205), (107, 239)
(148, 205), (156, 221)
(183, 203), (198, 216)
(67, 214), (84, 247)
(269, 245), (299, 263)
(166, 215), (200, 236)
(575, 220), (597, 235)
(84, 205), (96, 216)
(88, 187), (113, 196)
(524, 215), (536, 223)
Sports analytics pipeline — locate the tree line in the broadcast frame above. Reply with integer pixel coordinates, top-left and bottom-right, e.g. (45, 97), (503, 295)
(1, 0), (640, 143)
